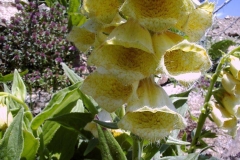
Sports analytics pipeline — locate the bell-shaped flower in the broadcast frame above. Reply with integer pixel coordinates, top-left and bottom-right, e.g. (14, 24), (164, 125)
(80, 71), (137, 113)
(67, 19), (102, 52)
(222, 93), (240, 118)
(221, 72), (240, 96)
(176, 2), (214, 42)
(229, 55), (240, 80)
(209, 101), (238, 137)
(154, 36), (212, 84)
(81, 0), (123, 24)
(119, 0), (190, 32)
(118, 76), (186, 141)
(0, 104), (13, 130)
(89, 30), (158, 84)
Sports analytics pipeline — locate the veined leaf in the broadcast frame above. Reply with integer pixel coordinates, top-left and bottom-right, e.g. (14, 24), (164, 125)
(21, 129), (39, 159)
(209, 40), (235, 60)
(94, 120), (118, 129)
(159, 152), (200, 160)
(0, 108), (24, 160)
(166, 136), (190, 145)
(31, 82), (82, 130)
(47, 112), (94, 131)
(0, 70), (28, 83)
(42, 121), (60, 146)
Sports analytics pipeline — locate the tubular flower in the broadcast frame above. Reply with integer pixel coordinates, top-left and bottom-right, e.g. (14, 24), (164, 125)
(0, 104), (13, 130)
(229, 55), (240, 80)
(66, 19), (102, 52)
(81, 0), (123, 24)
(221, 72), (240, 96)
(80, 71), (136, 113)
(222, 93), (240, 118)
(209, 101), (238, 137)
(176, 2), (214, 42)
(118, 77), (186, 141)
(88, 45), (158, 85)
(158, 40), (212, 84)
(119, 0), (189, 32)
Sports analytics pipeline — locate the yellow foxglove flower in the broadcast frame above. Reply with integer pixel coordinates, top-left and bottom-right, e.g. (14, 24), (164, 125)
(176, 2), (214, 42)
(159, 40), (211, 84)
(222, 93), (240, 118)
(222, 72), (240, 96)
(67, 19), (102, 52)
(229, 55), (240, 80)
(119, 0), (189, 32)
(88, 45), (158, 85)
(118, 77), (186, 141)
(105, 19), (154, 54)
(0, 104), (13, 130)
(210, 101), (238, 137)
(81, 71), (135, 112)
(81, 0), (122, 24)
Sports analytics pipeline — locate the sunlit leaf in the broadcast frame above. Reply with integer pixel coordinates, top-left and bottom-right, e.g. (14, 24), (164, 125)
(61, 62), (83, 84)
(94, 120), (118, 129)
(12, 70), (27, 102)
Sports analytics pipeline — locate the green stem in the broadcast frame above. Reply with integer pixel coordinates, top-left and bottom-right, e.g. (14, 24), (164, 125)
(131, 134), (143, 160)
(188, 55), (227, 153)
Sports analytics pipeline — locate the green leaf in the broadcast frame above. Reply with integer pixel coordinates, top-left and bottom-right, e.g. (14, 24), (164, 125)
(0, 70), (28, 83)
(142, 143), (161, 160)
(71, 99), (85, 113)
(170, 88), (192, 109)
(47, 112), (94, 131)
(97, 124), (113, 160)
(21, 129), (39, 160)
(199, 130), (218, 139)
(94, 120), (119, 129)
(208, 40), (235, 60)
(47, 126), (78, 160)
(31, 82), (82, 130)
(79, 90), (99, 115)
(12, 70), (27, 102)
(103, 127), (127, 160)
(0, 108), (24, 160)
(159, 152), (200, 160)
(42, 121), (60, 146)
(84, 138), (99, 156)
(61, 62), (83, 84)
(188, 110), (199, 123)
(166, 136), (190, 145)
(68, 0), (86, 27)
(44, 0), (57, 7)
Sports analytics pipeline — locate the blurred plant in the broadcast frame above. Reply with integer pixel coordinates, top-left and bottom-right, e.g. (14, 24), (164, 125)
(0, 1), (88, 91)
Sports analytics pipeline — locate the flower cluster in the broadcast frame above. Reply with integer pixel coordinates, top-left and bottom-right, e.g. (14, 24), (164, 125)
(68, 0), (214, 141)
(0, 1), (89, 90)
(211, 55), (240, 137)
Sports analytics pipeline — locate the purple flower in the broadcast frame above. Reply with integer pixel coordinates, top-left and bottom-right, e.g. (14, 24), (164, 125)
(45, 30), (50, 36)
(69, 46), (76, 51)
(41, 43), (47, 49)
(1, 19), (6, 24)
(0, 36), (5, 41)
(55, 57), (63, 63)
(16, 4), (23, 10)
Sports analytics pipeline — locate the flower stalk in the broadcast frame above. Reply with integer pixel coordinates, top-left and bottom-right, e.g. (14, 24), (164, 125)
(131, 133), (143, 160)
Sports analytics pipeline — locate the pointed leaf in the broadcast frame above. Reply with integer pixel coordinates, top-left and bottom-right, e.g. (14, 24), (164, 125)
(21, 129), (39, 159)
(12, 70), (27, 102)
(47, 126), (78, 160)
(0, 70), (28, 83)
(84, 138), (99, 156)
(47, 113), (94, 131)
(166, 136), (190, 145)
(42, 121), (60, 146)
(31, 82), (82, 130)
(170, 88), (192, 109)
(80, 90), (98, 115)
(61, 62), (83, 84)
(71, 99), (85, 113)
(0, 108), (24, 159)
(159, 152), (200, 160)
(94, 120), (119, 129)
(209, 40), (235, 60)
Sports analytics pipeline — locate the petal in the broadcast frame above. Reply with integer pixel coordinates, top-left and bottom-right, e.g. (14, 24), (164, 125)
(222, 93), (240, 118)
(81, 0), (122, 24)
(222, 72), (240, 96)
(229, 55), (240, 80)
(89, 45), (158, 84)
(162, 40), (212, 84)
(152, 31), (185, 73)
(120, 0), (188, 32)
(0, 104), (13, 130)
(80, 71), (134, 112)
(209, 101), (238, 137)
(67, 26), (95, 52)
(118, 106), (186, 141)
(177, 2), (214, 42)
(105, 19), (154, 53)
(126, 76), (176, 112)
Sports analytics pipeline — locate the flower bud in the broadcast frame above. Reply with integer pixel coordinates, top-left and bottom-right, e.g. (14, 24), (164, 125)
(209, 101), (237, 137)
(222, 93), (240, 118)
(0, 104), (13, 130)
(229, 55), (240, 80)
(221, 72), (240, 96)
